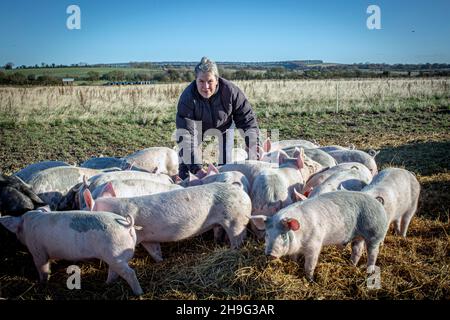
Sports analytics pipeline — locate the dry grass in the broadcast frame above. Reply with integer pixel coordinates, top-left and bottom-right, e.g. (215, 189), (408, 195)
(0, 78), (448, 122)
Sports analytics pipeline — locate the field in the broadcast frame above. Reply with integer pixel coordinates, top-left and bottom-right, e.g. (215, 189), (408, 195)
(0, 78), (449, 300)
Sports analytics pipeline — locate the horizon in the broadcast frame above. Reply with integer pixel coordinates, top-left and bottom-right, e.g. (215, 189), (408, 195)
(1, 0), (449, 66)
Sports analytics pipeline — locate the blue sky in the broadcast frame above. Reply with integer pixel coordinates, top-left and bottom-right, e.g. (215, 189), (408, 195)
(0, 0), (449, 66)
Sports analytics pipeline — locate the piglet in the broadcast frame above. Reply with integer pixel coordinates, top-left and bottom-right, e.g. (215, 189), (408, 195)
(362, 168), (420, 237)
(0, 208), (143, 295)
(251, 191), (388, 280)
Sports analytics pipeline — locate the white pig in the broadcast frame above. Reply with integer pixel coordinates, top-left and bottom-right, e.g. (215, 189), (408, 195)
(251, 191), (388, 280)
(327, 150), (379, 176)
(361, 168), (420, 237)
(124, 147), (178, 177)
(302, 162), (372, 195)
(307, 167), (372, 198)
(14, 161), (70, 183)
(0, 208), (143, 295)
(84, 182), (252, 262)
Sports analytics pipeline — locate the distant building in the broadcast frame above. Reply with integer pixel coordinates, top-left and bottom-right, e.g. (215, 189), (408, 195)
(62, 78), (75, 85)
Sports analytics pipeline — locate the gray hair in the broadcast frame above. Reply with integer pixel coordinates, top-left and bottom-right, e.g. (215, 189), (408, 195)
(195, 57), (219, 79)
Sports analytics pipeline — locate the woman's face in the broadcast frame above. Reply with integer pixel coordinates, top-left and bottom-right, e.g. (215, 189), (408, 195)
(196, 71), (218, 99)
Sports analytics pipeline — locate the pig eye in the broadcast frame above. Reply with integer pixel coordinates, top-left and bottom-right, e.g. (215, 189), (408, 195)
(281, 233), (288, 244)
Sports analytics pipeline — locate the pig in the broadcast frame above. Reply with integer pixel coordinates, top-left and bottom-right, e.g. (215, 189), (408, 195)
(80, 157), (125, 170)
(27, 167), (102, 210)
(251, 149), (314, 216)
(219, 160), (277, 188)
(327, 150), (379, 176)
(268, 138), (319, 150)
(181, 169), (250, 194)
(81, 157), (152, 173)
(0, 208), (143, 295)
(72, 170), (174, 210)
(361, 168), (420, 237)
(84, 182), (252, 262)
(251, 191), (388, 280)
(307, 167), (373, 198)
(0, 174), (46, 216)
(318, 145), (355, 153)
(14, 161), (70, 183)
(87, 171), (174, 189)
(124, 147), (178, 177)
(67, 171), (176, 210)
(90, 179), (183, 203)
(302, 162), (372, 195)
(283, 147), (337, 168)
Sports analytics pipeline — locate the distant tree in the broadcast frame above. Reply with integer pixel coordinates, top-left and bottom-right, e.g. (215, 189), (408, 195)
(4, 62), (14, 70)
(9, 72), (27, 84)
(103, 70), (126, 81)
(87, 71), (100, 81)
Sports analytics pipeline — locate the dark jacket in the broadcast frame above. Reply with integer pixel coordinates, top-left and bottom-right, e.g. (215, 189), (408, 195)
(176, 77), (259, 177)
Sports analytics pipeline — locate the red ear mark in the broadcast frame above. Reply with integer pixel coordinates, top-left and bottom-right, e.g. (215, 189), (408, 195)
(287, 218), (300, 231)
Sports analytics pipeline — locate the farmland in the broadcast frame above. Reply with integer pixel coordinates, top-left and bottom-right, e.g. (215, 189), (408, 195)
(0, 78), (449, 299)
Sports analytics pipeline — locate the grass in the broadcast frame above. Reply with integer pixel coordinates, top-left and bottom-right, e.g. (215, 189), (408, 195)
(0, 80), (449, 300)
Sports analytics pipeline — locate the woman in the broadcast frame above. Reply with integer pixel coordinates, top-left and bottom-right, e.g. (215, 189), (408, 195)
(175, 57), (260, 179)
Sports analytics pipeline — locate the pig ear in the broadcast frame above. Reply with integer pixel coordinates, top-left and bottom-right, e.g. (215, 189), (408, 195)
(263, 138), (271, 152)
(173, 175), (182, 184)
(257, 146), (266, 159)
(206, 164), (219, 176)
(281, 218), (300, 231)
(250, 215), (268, 231)
(292, 148), (305, 170)
(0, 216), (22, 234)
(278, 151), (289, 165)
(188, 172), (198, 182)
(99, 182), (117, 198)
(293, 188), (307, 202)
(83, 189), (95, 211)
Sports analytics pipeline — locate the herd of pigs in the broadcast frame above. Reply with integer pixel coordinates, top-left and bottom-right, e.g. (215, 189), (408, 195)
(0, 139), (420, 296)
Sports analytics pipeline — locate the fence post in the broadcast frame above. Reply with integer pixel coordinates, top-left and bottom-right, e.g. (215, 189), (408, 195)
(336, 82), (339, 113)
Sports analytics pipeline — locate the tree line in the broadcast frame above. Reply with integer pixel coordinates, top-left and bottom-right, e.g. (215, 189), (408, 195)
(1, 66), (450, 86)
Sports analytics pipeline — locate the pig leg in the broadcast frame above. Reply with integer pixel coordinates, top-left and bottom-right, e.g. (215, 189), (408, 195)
(350, 238), (365, 266)
(303, 244), (322, 282)
(366, 242), (381, 274)
(249, 222), (265, 240)
(393, 219), (401, 235)
(31, 252), (50, 282)
(222, 221), (247, 249)
(400, 207), (417, 237)
(213, 226), (227, 244)
(141, 241), (163, 262)
(109, 263), (143, 296)
(106, 268), (119, 284)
